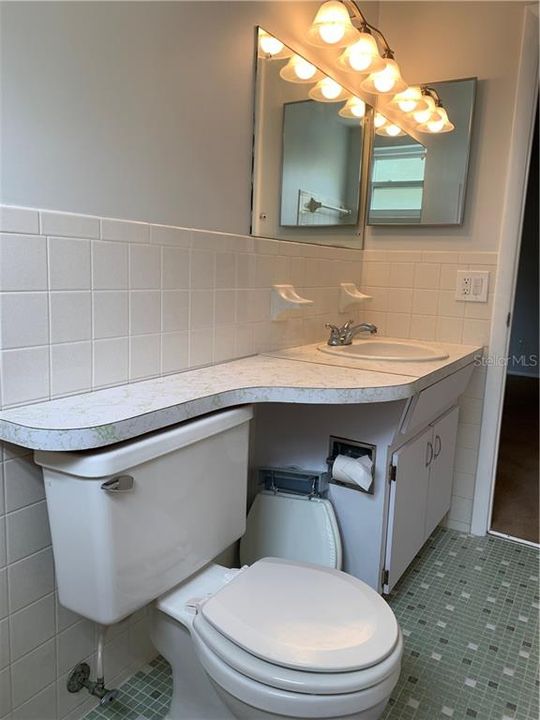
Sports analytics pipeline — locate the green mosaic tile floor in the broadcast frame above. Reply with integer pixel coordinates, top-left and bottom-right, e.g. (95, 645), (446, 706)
(85, 528), (539, 720)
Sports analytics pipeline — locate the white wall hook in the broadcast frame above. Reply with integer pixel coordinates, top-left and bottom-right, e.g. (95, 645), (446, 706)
(271, 285), (313, 321)
(339, 283), (372, 313)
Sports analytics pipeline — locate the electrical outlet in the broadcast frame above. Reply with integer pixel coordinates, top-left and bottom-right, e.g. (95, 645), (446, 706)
(455, 270), (489, 302)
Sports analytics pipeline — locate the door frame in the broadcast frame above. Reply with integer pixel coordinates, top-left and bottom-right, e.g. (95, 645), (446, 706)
(471, 4), (539, 536)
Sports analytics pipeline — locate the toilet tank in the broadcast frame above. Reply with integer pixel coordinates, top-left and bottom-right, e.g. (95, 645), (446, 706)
(34, 406), (253, 625)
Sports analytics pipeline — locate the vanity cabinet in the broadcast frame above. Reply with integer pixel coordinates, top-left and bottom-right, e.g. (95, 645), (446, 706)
(383, 406), (459, 593)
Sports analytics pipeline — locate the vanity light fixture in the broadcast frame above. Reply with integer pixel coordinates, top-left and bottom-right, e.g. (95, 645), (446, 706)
(338, 95), (366, 119)
(309, 76), (349, 102)
(258, 30), (292, 59)
(415, 87), (455, 133)
(360, 56), (407, 95)
(279, 54), (323, 83)
(307, 1), (359, 47)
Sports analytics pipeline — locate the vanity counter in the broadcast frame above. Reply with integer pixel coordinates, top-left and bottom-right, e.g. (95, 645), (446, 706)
(0, 342), (481, 451)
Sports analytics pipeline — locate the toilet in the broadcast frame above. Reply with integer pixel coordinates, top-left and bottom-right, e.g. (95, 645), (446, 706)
(35, 406), (402, 720)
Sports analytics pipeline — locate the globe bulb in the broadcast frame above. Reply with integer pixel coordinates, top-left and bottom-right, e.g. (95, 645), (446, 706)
(320, 77), (342, 99)
(373, 65), (397, 93)
(374, 112), (387, 128)
(349, 97), (366, 117)
(413, 95), (435, 124)
(308, 1), (357, 47)
(259, 33), (285, 57)
(347, 34), (379, 71)
(295, 57), (317, 80)
(385, 124), (402, 136)
(319, 22), (346, 45)
(393, 85), (423, 113)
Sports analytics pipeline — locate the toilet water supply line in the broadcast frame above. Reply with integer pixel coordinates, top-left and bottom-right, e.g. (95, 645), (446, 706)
(66, 625), (119, 705)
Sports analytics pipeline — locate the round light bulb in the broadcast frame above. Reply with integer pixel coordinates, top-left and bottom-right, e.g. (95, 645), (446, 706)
(426, 107), (448, 133)
(320, 77), (342, 99)
(294, 57), (317, 80)
(385, 124), (402, 136)
(259, 33), (285, 57)
(373, 64), (398, 93)
(349, 97), (366, 117)
(349, 34), (379, 71)
(413, 95), (435, 124)
(392, 85), (423, 113)
(319, 22), (346, 45)
(374, 112), (387, 128)
(308, 1), (357, 47)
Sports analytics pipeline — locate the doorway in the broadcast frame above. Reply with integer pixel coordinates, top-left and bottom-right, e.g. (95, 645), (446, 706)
(490, 108), (539, 544)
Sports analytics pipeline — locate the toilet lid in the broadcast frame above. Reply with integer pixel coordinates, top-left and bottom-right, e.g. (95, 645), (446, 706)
(199, 558), (399, 673)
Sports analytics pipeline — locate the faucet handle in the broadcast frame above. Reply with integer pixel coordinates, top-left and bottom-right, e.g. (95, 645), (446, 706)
(342, 319), (355, 330)
(325, 323), (340, 333)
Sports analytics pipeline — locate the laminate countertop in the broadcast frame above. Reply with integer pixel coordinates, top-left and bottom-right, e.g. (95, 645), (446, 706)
(0, 341), (481, 451)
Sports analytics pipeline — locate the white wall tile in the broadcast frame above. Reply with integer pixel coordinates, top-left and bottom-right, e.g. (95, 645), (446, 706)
(129, 335), (160, 380)
(10, 593), (55, 661)
(4, 457), (45, 513)
(92, 241), (128, 290)
(12, 681), (57, 720)
(56, 620), (95, 676)
(51, 342), (92, 397)
(436, 316), (463, 344)
(0, 618), (9, 670)
(93, 338), (128, 388)
(130, 245), (161, 290)
(161, 291), (189, 333)
(6, 502), (51, 564)
(0, 520), (6, 569)
(50, 292), (91, 344)
(162, 248), (189, 289)
(150, 224), (191, 247)
(161, 333), (189, 375)
(0, 293), (49, 349)
(0, 234), (47, 291)
(215, 290), (236, 326)
(93, 291), (128, 339)
(191, 250), (215, 289)
(215, 252), (236, 289)
(410, 315), (437, 341)
(130, 291), (161, 335)
(190, 290), (214, 328)
(438, 290), (465, 318)
(0, 567), (7, 618)
(48, 237), (91, 290)
(414, 263), (440, 289)
(0, 207), (39, 235)
(389, 262), (415, 288)
(189, 329), (213, 368)
(1, 347), (49, 407)
(101, 218), (148, 244)
(412, 289), (439, 316)
(40, 211), (99, 239)
(11, 639), (56, 708)
(8, 548), (55, 613)
(0, 666), (11, 717)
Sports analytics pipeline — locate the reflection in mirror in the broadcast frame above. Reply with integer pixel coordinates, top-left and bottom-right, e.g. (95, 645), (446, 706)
(368, 78), (477, 226)
(251, 27), (370, 248)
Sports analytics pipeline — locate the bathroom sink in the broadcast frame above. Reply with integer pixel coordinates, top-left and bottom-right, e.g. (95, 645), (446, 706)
(318, 338), (449, 362)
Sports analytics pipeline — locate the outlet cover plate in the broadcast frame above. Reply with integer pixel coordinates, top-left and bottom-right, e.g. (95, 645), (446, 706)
(455, 270), (490, 302)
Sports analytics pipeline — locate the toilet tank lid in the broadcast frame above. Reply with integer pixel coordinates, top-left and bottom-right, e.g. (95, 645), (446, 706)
(200, 557), (399, 673)
(34, 406), (253, 478)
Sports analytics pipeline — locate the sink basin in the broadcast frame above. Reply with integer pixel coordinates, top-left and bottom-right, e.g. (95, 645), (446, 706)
(318, 338), (449, 362)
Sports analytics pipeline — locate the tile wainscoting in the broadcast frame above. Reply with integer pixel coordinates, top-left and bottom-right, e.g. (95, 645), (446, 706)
(0, 205), (498, 720)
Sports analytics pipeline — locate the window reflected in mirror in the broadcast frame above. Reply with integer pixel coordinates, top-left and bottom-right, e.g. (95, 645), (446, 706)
(368, 78), (477, 226)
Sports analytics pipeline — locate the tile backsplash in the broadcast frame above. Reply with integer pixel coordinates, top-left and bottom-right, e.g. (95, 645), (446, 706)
(0, 204), (498, 720)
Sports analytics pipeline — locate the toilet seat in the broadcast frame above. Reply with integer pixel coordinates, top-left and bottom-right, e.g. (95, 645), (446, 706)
(192, 612), (403, 695)
(198, 557), (399, 672)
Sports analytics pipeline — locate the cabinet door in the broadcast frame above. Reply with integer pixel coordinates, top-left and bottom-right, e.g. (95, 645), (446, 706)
(424, 406), (460, 539)
(384, 426), (432, 592)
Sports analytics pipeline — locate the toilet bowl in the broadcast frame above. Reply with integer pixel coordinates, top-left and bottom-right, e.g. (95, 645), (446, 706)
(152, 558), (402, 720)
(35, 406), (402, 720)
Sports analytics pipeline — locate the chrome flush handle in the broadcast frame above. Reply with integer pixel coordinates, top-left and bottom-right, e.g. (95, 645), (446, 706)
(101, 475), (134, 493)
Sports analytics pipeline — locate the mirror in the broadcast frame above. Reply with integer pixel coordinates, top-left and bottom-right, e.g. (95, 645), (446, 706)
(367, 78), (477, 226)
(251, 28), (371, 248)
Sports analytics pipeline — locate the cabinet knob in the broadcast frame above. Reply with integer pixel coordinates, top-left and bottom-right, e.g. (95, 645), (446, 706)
(434, 435), (442, 458)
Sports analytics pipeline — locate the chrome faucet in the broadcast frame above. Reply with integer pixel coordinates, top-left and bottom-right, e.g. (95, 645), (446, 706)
(325, 320), (378, 346)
